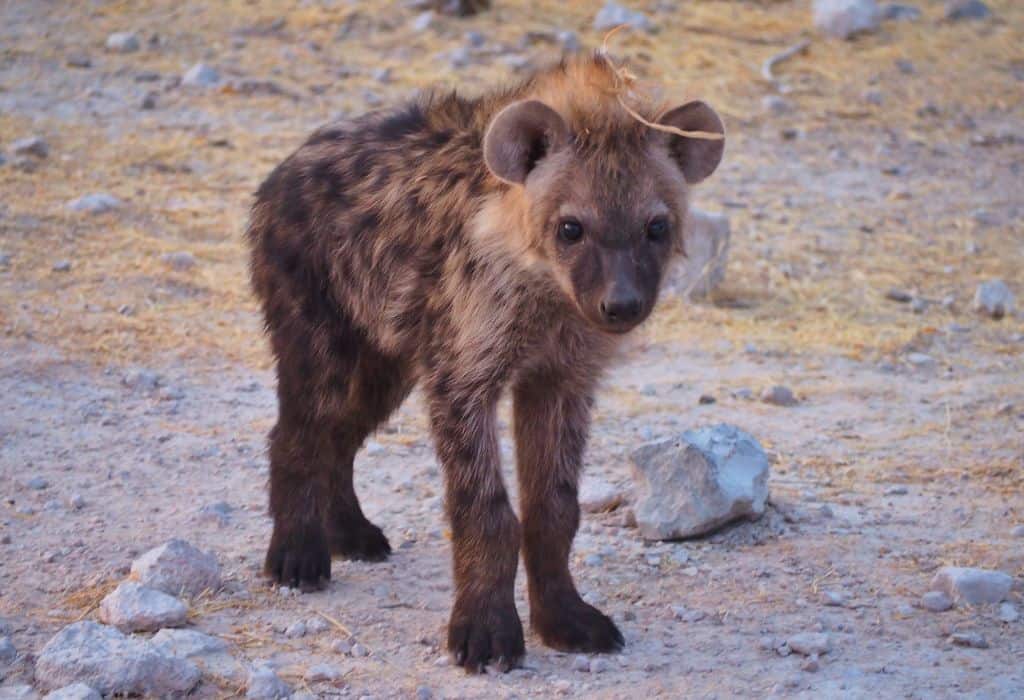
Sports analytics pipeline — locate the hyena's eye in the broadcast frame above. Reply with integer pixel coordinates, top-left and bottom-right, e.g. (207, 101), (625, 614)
(557, 218), (584, 244)
(646, 216), (669, 242)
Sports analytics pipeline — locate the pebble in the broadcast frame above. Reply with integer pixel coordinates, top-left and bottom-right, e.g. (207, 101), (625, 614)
(589, 657), (609, 673)
(330, 638), (352, 655)
(304, 663), (341, 682)
(246, 665), (291, 699)
(930, 566), (1012, 605)
(35, 621), (200, 696)
(27, 476), (49, 490)
(885, 288), (912, 303)
(813, 0), (881, 40)
(105, 32), (140, 53)
(593, 1), (653, 32)
(350, 642), (369, 657)
(906, 353), (935, 368)
(66, 54), (92, 68)
(973, 279), (1014, 319)
(43, 683), (102, 700)
(69, 494), (86, 509)
(52, 261), (72, 272)
(415, 687), (433, 700)
(11, 136), (49, 158)
(997, 602), (1019, 623)
(411, 11), (435, 32)
(98, 582), (188, 633)
(284, 621), (307, 639)
(571, 655), (590, 672)
(762, 95), (791, 116)
(198, 501), (231, 526)
(578, 477), (624, 513)
(305, 616), (330, 634)
(698, 394), (716, 405)
(910, 298), (928, 314)
(822, 591), (846, 607)
(67, 193), (121, 214)
(882, 3), (921, 20)
(182, 63), (220, 88)
(761, 385), (798, 407)
(885, 485), (908, 495)
(1012, 525), (1024, 538)
(921, 590), (954, 612)
(945, 0), (990, 21)
(130, 539), (222, 597)
(786, 632), (831, 656)
(161, 251), (196, 271)
(949, 631), (988, 649)
(801, 655), (821, 672)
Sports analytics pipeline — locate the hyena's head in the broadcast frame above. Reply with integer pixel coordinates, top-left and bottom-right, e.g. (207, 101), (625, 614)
(482, 67), (724, 334)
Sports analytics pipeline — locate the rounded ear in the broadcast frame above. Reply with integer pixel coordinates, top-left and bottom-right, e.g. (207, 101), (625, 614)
(483, 100), (568, 185)
(659, 101), (725, 184)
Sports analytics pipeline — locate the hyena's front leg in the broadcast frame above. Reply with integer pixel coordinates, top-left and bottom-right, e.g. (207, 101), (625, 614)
(427, 376), (524, 673)
(513, 371), (624, 653)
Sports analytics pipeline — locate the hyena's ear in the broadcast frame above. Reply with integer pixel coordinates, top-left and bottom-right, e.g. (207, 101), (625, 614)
(658, 101), (725, 184)
(483, 100), (569, 185)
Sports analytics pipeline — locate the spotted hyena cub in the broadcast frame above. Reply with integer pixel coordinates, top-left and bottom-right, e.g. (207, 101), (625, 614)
(247, 53), (724, 672)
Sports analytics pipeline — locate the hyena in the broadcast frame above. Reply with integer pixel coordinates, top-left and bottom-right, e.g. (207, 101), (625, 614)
(246, 53), (724, 672)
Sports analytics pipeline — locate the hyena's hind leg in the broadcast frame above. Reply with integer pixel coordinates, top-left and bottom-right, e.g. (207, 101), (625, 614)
(323, 345), (414, 561)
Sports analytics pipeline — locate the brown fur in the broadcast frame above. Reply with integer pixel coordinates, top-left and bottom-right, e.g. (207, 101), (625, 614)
(246, 53), (723, 672)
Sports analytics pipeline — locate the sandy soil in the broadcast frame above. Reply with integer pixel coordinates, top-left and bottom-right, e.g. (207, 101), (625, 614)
(1, 1), (1022, 698)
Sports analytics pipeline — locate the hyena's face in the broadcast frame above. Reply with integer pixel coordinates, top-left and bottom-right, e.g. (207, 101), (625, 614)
(484, 98), (725, 334)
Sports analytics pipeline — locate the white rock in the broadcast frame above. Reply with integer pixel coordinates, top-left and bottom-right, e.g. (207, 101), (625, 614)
(284, 621), (306, 639)
(666, 208), (730, 299)
(921, 590), (953, 612)
(105, 32), (140, 53)
(973, 279), (1014, 319)
(411, 11), (435, 32)
(130, 539), (221, 597)
(813, 0), (881, 39)
(786, 632), (832, 656)
(42, 683), (100, 700)
(579, 477), (625, 513)
(304, 663), (341, 682)
(67, 193), (121, 214)
(151, 629), (243, 681)
(930, 567), (1012, 605)
(98, 582), (187, 633)
(593, 2), (652, 32)
(182, 63), (220, 87)
(246, 665), (291, 699)
(631, 424), (770, 540)
(997, 602), (1019, 623)
(34, 621), (200, 696)
(571, 655), (590, 672)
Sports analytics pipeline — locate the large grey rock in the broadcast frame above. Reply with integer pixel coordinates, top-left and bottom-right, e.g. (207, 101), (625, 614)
(930, 567), (1012, 605)
(813, 0), (881, 39)
(130, 539), (221, 597)
(973, 279), (1014, 319)
(66, 193), (121, 214)
(152, 629), (243, 681)
(34, 621), (200, 696)
(246, 665), (291, 699)
(666, 208), (730, 299)
(98, 582), (188, 633)
(42, 683), (101, 700)
(593, 2), (652, 32)
(631, 424), (770, 540)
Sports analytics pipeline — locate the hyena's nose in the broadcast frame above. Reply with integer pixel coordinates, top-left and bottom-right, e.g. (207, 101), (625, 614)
(600, 294), (642, 324)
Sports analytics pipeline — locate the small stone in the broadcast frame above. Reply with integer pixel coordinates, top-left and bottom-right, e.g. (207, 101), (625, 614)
(66, 54), (92, 68)
(801, 655), (820, 672)
(105, 32), (140, 53)
(786, 632), (831, 656)
(67, 193), (121, 214)
(945, 0), (990, 21)
(906, 353), (935, 368)
(578, 477), (625, 513)
(698, 394), (717, 405)
(160, 251), (196, 271)
(415, 687), (433, 700)
(556, 30), (581, 52)
(304, 663), (341, 682)
(35, 621), (200, 696)
(43, 683), (102, 700)
(593, 1), (652, 32)
(571, 655), (590, 672)
(996, 602), (1018, 623)
(411, 11), (435, 32)
(885, 485), (909, 495)
(305, 617), (330, 634)
(350, 643), (369, 657)
(822, 591), (845, 607)
(98, 582), (188, 633)
(931, 567), (1012, 605)
(1012, 525), (1024, 538)
(69, 494), (86, 509)
(589, 657), (609, 673)
(246, 665), (291, 699)
(11, 136), (49, 158)
(284, 621), (306, 639)
(949, 631), (988, 649)
(27, 476), (49, 490)
(330, 638), (352, 655)
(973, 280), (1014, 319)
(0, 636), (16, 663)
(432, 654), (449, 667)
(197, 501), (231, 526)
(130, 539), (221, 597)
(761, 385), (798, 406)
(52, 261), (72, 272)
(182, 63), (220, 88)
(762, 95), (791, 116)
(885, 288), (913, 303)
(813, 0), (881, 40)
(921, 591), (954, 612)
(881, 3), (921, 21)
(631, 424), (770, 540)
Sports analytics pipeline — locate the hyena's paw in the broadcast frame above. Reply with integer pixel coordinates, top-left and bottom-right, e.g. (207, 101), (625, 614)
(264, 522), (331, 592)
(532, 593), (624, 653)
(327, 519), (392, 562)
(448, 593), (525, 674)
